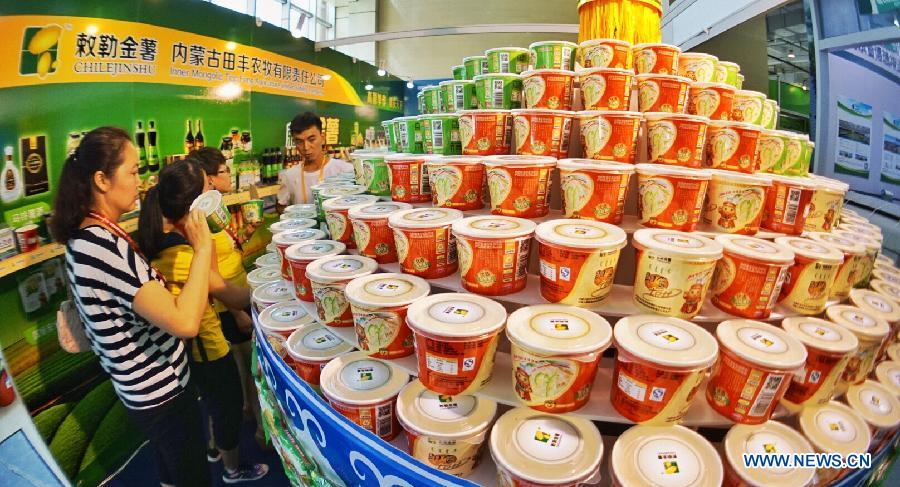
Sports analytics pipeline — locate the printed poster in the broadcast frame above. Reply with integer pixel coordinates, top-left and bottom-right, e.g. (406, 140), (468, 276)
(834, 96), (873, 178)
(882, 112), (900, 185)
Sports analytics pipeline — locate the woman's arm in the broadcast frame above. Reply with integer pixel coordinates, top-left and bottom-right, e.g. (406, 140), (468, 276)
(209, 268), (251, 310)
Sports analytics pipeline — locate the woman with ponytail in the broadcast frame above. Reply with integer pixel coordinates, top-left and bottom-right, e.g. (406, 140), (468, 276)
(137, 158), (268, 484)
(54, 127), (213, 486)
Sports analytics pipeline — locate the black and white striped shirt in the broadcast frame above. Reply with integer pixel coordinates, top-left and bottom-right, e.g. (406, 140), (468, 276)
(65, 226), (190, 410)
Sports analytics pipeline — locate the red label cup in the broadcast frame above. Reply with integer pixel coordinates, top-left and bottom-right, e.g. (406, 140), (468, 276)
(579, 38), (632, 69)
(701, 171), (771, 235)
(452, 216), (537, 296)
(577, 111), (642, 163)
(483, 155), (557, 218)
(384, 154), (431, 203)
(458, 110), (513, 156)
(577, 68), (634, 111)
(709, 235), (795, 320)
(284, 240), (346, 302)
(644, 113), (709, 168)
(761, 175), (816, 235)
(14, 224), (39, 253)
(636, 74), (691, 113)
(272, 228), (328, 281)
(557, 159), (635, 223)
(348, 202), (412, 264)
(521, 69), (576, 111)
(388, 208), (464, 279)
(425, 156), (485, 210)
(632, 43), (682, 74)
(636, 164), (712, 232)
(688, 82), (736, 120)
(704, 121), (762, 173)
(512, 109), (574, 159)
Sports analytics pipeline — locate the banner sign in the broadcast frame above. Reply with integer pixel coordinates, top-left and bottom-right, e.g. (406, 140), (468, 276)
(858, 0), (900, 15)
(834, 96), (873, 178)
(253, 324), (477, 487)
(0, 15), (363, 105)
(882, 112), (900, 185)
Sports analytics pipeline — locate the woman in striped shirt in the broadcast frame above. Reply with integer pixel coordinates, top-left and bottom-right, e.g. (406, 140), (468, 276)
(52, 127), (214, 486)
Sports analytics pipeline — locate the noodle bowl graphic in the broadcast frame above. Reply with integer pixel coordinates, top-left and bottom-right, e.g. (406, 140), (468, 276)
(352, 221), (370, 251)
(581, 74), (607, 109)
(326, 213), (347, 239)
(684, 59), (715, 82)
(458, 115), (475, 148)
(561, 173), (594, 215)
(635, 49), (658, 74)
(515, 359), (577, 403)
(523, 76), (547, 108)
(429, 166), (463, 206)
(757, 136), (785, 172)
(357, 314), (398, 352)
(638, 80), (661, 111)
(392, 229), (409, 263)
(514, 116), (530, 151)
(581, 117), (612, 158)
(639, 177), (674, 219)
(647, 121), (677, 161)
(735, 98), (762, 123)
(486, 168), (513, 209)
(457, 237), (473, 276)
(584, 44), (614, 67)
(709, 129), (740, 167)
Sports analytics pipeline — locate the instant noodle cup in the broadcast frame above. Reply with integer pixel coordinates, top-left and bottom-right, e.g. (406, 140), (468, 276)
(635, 164), (712, 231)
(849, 289), (900, 331)
(474, 73), (522, 110)
(272, 228), (328, 280)
(285, 324), (353, 390)
(320, 351), (409, 441)
(760, 175), (816, 235)
(247, 267), (281, 291)
(280, 210), (317, 221)
(305, 255), (378, 328)
(396, 116), (424, 154)
(611, 315), (718, 425)
(715, 61), (741, 87)
(511, 109), (574, 158)
(807, 232), (866, 299)
(421, 85), (442, 114)
(706, 319), (807, 424)
(826, 305), (890, 386)
(722, 421), (816, 487)
(458, 109), (513, 156)
(251, 280), (295, 314)
(644, 113), (708, 167)
(632, 43), (681, 74)
(636, 74), (691, 113)
(577, 68), (634, 111)
(557, 159), (634, 222)
(736, 74), (745, 89)
(452, 215), (536, 296)
(486, 46), (530, 74)
(781, 317), (858, 410)
(406, 293), (506, 395)
(798, 139), (815, 176)
(426, 156), (485, 210)
(385, 120), (399, 152)
(762, 99), (780, 130)
(384, 153), (431, 203)
(285, 240), (346, 302)
(611, 424), (723, 487)
(417, 91), (424, 114)
(845, 380), (900, 452)
(241, 199), (263, 225)
(535, 219), (627, 305)
(285, 203), (317, 215)
(687, 82), (736, 120)
(452, 64), (467, 80)
(577, 110), (642, 163)
(491, 408), (603, 487)
(755, 129), (789, 174)
(578, 38), (631, 69)
(701, 171), (771, 235)
(345, 273), (429, 360)
(317, 184), (367, 221)
(876, 254), (893, 267)
(356, 152), (392, 196)
(677, 52), (719, 82)
(529, 40), (578, 70)
(798, 401), (872, 484)
(835, 231), (879, 288)
(396, 380), (496, 477)
(781, 132), (810, 176)
(704, 121), (762, 173)
(872, 268), (900, 288)
(483, 155), (556, 217)
(839, 222), (882, 243)
(632, 229), (723, 318)
(774, 237), (844, 315)
(521, 69), (575, 110)
(804, 176), (848, 232)
(463, 55), (489, 80)
(323, 195), (379, 249)
(348, 202), (412, 264)
(190, 190), (231, 233)
(731, 90), (767, 126)
(507, 305), (612, 413)
(420, 114), (462, 156)
(388, 207), (463, 279)
(875, 361), (900, 396)
(255, 252), (280, 270)
(710, 235), (795, 319)
(269, 218), (317, 235)
(439, 80), (477, 112)
(258, 300), (317, 356)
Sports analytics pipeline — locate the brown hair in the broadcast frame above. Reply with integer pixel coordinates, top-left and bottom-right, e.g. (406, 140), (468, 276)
(189, 146), (226, 176)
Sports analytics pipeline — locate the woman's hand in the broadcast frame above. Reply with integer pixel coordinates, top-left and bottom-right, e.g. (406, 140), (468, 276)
(183, 209), (212, 253)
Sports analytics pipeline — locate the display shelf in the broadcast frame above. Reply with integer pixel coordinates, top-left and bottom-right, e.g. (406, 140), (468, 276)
(223, 184), (281, 206)
(388, 432), (503, 487)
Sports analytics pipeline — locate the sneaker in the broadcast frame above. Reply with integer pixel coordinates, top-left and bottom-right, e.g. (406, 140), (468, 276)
(206, 448), (221, 463)
(223, 463), (269, 484)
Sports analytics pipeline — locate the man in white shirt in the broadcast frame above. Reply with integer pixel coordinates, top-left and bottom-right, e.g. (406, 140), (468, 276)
(276, 112), (354, 210)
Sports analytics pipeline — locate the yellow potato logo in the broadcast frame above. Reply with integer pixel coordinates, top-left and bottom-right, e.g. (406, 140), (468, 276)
(663, 461), (680, 474)
(21, 25), (63, 78)
(764, 443), (777, 453)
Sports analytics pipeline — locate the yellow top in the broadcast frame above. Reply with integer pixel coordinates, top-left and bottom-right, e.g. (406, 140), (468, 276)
(153, 236), (230, 362)
(211, 229), (247, 313)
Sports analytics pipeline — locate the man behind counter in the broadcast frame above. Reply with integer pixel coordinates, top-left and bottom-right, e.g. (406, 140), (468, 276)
(276, 112), (353, 210)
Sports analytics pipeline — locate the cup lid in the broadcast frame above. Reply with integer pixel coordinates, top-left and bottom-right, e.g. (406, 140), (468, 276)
(632, 229), (723, 260)
(766, 174), (819, 189)
(254, 252), (281, 269)
(485, 46), (529, 53)
(833, 230), (881, 252)
(781, 317), (859, 354)
(284, 240), (346, 263)
(520, 69), (577, 77)
(576, 109), (644, 119)
(247, 267), (282, 288)
(347, 202), (413, 220)
(723, 421), (816, 487)
(716, 320), (808, 369)
(575, 67), (635, 77)
(310, 181), (354, 191)
(773, 237), (844, 264)
(272, 228), (327, 246)
(318, 185), (367, 198)
(396, 380), (497, 439)
(344, 273), (430, 309)
(458, 109), (512, 116)
(579, 38), (631, 47)
(452, 216), (537, 239)
(806, 232), (867, 255)
(506, 305), (612, 355)
(322, 195), (379, 211)
(535, 219), (627, 251)
(614, 315), (719, 368)
(190, 189), (223, 213)
(320, 351), (410, 406)
(510, 108), (577, 118)
(252, 280), (295, 306)
(462, 55), (487, 62)
(384, 153), (427, 162)
(825, 305), (891, 339)
(281, 210), (317, 221)
(484, 154), (558, 166)
(691, 81), (736, 91)
(530, 40), (578, 49)
(406, 293), (507, 338)
(846, 380), (900, 430)
(286, 324), (353, 362)
(557, 158), (636, 173)
(388, 208), (464, 229)
(709, 169), (772, 186)
(735, 89), (767, 98)
(304, 255), (378, 284)
(426, 155), (484, 166)
(633, 42), (682, 51)
(810, 175), (850, 193)
(490, 407), (602, 485)
(473, 73), (520, 81)
(438, 79), (475, 86)
(634, 163), (713, 179)
(849, 289), (900, 323)
(799, 401), (871, 455)
(642, 111), (709, 122)
(258, 300), (316, 333)
(611, 424), (723, 487)
(716, 235), (795, 264)
(270, 218), (318, 234)
(887, 342), (900, 363)
(875, 361), (900, 396)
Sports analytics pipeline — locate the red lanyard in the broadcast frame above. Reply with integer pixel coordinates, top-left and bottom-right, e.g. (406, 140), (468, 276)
(88, 211), (166, 285)
(298, 157), (327, 204)
(224, 227), (243, 252)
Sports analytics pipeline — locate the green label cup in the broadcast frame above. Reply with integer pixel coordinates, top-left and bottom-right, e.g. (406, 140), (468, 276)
(420, 114), (462, 156)
(191, 190), (231, 233)
(396, 117), (423, 154)
(417, 91), (425, 114)
(757, 130), (789, 174)
(464, 56), (488, 79)
(452, 64), (467, 80)
(440, 80), (478, 112)
(530, 41), (577, 70)
(486, 47), (530, 74)
(241, 199), (264, 224)
(762, 99), (779, 130)
(422, 86), (442, 114)
(715, 61), (741, 88)
(474, 74), (523, 110)
(360, 156), (391, 196)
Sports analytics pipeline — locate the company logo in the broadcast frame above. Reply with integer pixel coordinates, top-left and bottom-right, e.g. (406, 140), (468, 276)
(20, 25), (62, 78)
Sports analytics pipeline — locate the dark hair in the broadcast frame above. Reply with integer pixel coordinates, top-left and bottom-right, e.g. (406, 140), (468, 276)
(189, 146), (226, 176)
(289, 111), (323, 135)
(51, 127), (133, 243)
(137, 158), (206, 260)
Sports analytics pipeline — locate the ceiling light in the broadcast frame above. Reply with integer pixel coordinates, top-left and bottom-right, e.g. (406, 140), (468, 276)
(321, 74), (332, 81)
(377, 68), (387, 76)
(225, 41), (237, 51)
(787, 49), (796, 59)
(406, 80), (414, 89)
(364, 84), (373, 91)
(802, 82), (808, 91)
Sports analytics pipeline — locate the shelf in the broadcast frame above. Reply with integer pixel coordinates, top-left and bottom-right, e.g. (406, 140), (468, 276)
(222, 184), (281, 206)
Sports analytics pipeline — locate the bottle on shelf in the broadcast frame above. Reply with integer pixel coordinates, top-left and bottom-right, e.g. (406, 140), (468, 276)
(147, 121), (159, 172)
(1, 147), (23, 203)
(66, 132), (81, 156)
(135, 121), (148, 176)
(195, 120), (205, 149)
(261, 148), (270, 186)
(184, 120), (195, 154)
